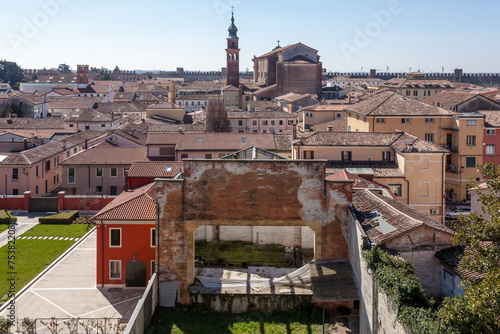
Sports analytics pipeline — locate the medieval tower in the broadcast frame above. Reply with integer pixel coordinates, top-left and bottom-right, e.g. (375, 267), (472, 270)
(225, 9), (240, 87)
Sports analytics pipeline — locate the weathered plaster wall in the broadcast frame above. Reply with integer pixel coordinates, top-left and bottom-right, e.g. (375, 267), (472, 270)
(156, 160), (351, 304)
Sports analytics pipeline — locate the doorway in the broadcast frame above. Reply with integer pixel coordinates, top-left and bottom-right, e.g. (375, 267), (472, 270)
(125, 259), (147, 287)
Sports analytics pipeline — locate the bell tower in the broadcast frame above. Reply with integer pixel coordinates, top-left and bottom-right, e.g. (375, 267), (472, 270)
(226, 8), (240, 87)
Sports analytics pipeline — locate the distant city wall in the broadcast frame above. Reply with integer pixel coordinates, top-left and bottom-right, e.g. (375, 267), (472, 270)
(324, 69), (500, 87)
(157, 67), (253, 82)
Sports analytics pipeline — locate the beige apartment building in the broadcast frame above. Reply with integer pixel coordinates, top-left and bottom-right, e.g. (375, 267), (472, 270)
(301, 104), (346, 131)
(292, 131), (448, 222)
(344, 91), (485, 202)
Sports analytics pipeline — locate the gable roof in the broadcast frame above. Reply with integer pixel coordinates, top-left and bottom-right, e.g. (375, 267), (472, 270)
(381, 78), (455, 89)
(0, 130), (106, 165)
(59, 146), (147, 165)
(423, 91), (500, 110)
(480, 110), (500, 127)
(435, 246), (486, 280)
(352, 189), (452, 244)
(93, 182), (156, 221)
(296, 131), (448, 153)
(256, 42), (318, 59)
(345, 91), (455, 117)
(146, 132), (280, 152)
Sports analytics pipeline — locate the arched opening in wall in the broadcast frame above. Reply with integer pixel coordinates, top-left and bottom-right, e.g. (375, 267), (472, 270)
(235, 53), (238, 60)
(232, 42), (235, 49)
(194, 225), (315, 271)
(228, 54), (232, 60)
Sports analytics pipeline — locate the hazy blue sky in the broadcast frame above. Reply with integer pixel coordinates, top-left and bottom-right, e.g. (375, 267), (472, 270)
(1, 0), (499, 73)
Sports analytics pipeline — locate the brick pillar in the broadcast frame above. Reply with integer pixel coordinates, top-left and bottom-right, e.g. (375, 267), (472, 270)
(23, 191), (31, 212)
(319, 180), (353, 260)
(58, 191), (65, 212)
(156, 180), (191, 304)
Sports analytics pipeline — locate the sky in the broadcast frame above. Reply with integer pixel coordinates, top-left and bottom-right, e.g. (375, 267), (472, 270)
(1, 0), (500, 74)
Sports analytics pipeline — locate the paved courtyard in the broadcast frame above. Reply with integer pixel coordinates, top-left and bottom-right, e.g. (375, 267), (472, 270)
(0, 229), (144, 332)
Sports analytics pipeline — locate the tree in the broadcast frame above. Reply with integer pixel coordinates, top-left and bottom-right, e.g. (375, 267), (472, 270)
(113, 66), (120, 74)
(74, 187), (100, 228)
(1, 102), (23, 118)
(0, 60), (24, 89)
(57, 63), (71, 73)
(206, 99), (230, 132)
(438, 163), (500, 333)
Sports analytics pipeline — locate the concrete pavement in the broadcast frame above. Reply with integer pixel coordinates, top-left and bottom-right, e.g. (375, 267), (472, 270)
(0, 229), (145, 332)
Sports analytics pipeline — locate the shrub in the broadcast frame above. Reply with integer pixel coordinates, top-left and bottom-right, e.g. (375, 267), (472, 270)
(39, 211), (79, 224)
(0, 210), (17, 224)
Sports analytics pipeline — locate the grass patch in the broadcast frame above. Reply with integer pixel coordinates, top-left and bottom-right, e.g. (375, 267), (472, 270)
(195, 241), (288, 268)
(23, 224), (90, 238)
(39, 210), (78, 224)
(0, 224), (91, 302)
(0, 225), (8, 234)
(147, 305), (332, 334)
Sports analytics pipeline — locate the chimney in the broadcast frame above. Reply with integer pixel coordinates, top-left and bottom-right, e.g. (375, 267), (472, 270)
(327, 125), (334, 132)
(178, 127), (183, 134)
(292, 123), (297, 140)
(23, 138), (28, 151)
(84, 139), (88, 150)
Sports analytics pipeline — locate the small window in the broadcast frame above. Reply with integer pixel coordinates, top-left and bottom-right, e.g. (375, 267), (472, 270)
(425, 118), (434, 124)
(68, 168), (75, 183)
(109, 260), (122, 280)
(85, 126), (90, 130)
(12, 168), (18, 180)
(96, 186), (102, 193)
(262, 120), (268, 126)
(466, 135), (476, 146)
(110, 168), (117, 177)
(110, 186), (117, 195)
(342, 151), (352, 161)
(466, 157), (476, 168)
(288, 120), (293, 125)
(279, 120), (283, 125)
(12, 189), (18, 195)
(337, 113), (341, 118)
(486, 144), (495, 155)
(205, 154), (212, 159)
(96, 168), (103, 177)
(401, 118), (411, 124)
(69, 124), (74, 128)
(110, 228), (121, 247)
(466, 120), (476, 126)
(406, 90), (410, 96)
(252, 120), (257, 126)
(36, 165), (39, 176)
(348, 126), (351, 132)
(151, 228), (156, 247)
(101, 124), (105, 128)
(425, 133), (434, 143)
(413, 90), (418, 96)
(271, 120), (275, 125)
(382, 151), (391, 161)
(486, 129), (496, 135)
(36, 185), (38, 194)
(376, 118), (386, 124)
(389, 184), (402, 197)
(45, 160), (50, 172)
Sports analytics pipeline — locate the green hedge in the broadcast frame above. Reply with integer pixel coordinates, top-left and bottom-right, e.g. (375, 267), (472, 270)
(0, 210), (17, 224)
(38, 211), (79, 224)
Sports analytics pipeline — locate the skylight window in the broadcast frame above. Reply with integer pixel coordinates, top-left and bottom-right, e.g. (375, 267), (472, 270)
(165, 165), (172, 172)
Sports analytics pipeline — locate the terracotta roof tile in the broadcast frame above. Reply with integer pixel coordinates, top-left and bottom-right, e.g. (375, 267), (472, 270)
(127, 161), (183, 178)
(346, 91), (454, 116)
(353, 189), (452, 244)
(93, 182), (156, 221)
(435, 246), (485, 280)
(59, 146), (147, 165)
(326, 161), (404, 178)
